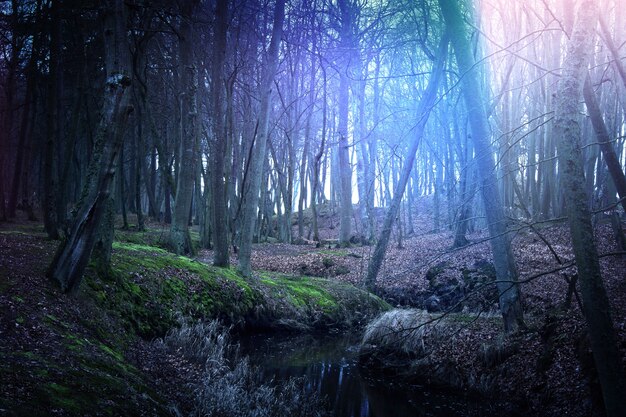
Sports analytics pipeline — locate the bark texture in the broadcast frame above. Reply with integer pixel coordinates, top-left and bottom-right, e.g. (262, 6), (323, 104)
(553, 2), (626, 415)
(211, 0), (230, 266)
(169, 0), (200, 256)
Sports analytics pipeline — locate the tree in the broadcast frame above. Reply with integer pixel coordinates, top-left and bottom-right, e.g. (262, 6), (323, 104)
(582, 76), (626, 213)
(365, 34), (448, 292)
(336, 0), (355, 246)
(238, 0), (286, 276)
(210, 0), (230, 266)
(169, 0), (200, 256)
(438, 0), (525, 332)
(553, 1), (626, 414)
(47, 0), (132, 293)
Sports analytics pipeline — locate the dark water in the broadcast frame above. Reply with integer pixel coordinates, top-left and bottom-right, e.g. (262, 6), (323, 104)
(237, 333), (511, 417)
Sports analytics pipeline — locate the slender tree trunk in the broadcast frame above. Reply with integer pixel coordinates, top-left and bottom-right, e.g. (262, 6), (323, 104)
(298, 115), (310, 239)
(311, 64), (327, 243)
(365, 35), (447, 291)
(553, 3), (626, 414)
(118, 144), (128, 229)
(583, 76), (626, 213)
(238, 0), (285, 276)
(43, 0), (60, 238)
(211, 0), (230, 266)
(135, 116), (145, 231)
(439, 0), (525, 332)
(169, 0), (200, 255)
(337, 0), (354, 246)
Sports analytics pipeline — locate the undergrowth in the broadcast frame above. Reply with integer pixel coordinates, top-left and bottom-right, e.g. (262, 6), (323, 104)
(160, 319), (328, 417)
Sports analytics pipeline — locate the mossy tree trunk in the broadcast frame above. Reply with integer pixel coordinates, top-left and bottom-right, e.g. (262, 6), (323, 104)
(438, 0), (525, 332)
(553, 2), (626, 415)
(47, 0), (132, 293)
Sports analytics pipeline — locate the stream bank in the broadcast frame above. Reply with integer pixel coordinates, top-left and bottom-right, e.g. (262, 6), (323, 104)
(0, 229), (389, 415)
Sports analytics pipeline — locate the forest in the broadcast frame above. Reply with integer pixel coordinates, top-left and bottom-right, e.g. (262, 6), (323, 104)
(0, 0), (625, 416)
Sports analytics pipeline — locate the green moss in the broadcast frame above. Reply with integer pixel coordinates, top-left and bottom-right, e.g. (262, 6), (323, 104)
(85, 242), (260, 338)
(44, 313), (71, 331)
(258, 272), (390, 329)
(87, 239), (386, 338)
(45, 383), (80, 412)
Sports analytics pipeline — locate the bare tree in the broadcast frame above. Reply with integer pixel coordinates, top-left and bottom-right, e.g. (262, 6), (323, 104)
(238, 0), (286, 276)
(553, 2), (626, 414)
(365, 35), (448, 292)
(438, 0), (525, 332)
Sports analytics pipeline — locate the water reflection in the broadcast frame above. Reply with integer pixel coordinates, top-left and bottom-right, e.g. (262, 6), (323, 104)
(237, 333), (507, 417)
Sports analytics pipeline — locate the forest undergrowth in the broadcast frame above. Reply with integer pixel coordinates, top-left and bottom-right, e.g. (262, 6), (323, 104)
(0, 200), (625, 416)
(201, 199), (626, 416)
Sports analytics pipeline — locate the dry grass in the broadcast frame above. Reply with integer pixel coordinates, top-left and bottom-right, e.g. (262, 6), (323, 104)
(361, 309), (446, 357)
(160, 319), (328, 417)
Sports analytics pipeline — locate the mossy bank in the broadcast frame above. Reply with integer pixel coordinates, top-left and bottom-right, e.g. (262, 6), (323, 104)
(0, 230), (389, 416)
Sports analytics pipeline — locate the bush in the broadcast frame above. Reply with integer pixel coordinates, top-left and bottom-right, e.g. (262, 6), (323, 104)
(160, 319), (328, 417)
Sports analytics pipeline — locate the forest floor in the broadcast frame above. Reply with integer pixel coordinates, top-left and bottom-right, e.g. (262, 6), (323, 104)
(1, 199), (625, 416)
(199, 200), (626, 416)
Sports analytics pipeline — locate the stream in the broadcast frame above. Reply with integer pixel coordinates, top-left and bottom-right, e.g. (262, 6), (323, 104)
(238, 332), (514, 417)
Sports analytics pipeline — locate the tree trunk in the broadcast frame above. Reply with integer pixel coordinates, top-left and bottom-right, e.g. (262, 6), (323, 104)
(337, 0), (354, 246)
(583, 76), (626, 213)
(118, 144), (129, 229)
(365, 35), (447, 292)
(439, 0), (525, 332)
(238, 0), (285, 276)
(211, 0), (230, 266)
(47, 0), (132, 293)
(169, 0), (200, 256)
(553, 2), (626, 414)
(311, 64), (327, 243)
(135, 118), (145, 231)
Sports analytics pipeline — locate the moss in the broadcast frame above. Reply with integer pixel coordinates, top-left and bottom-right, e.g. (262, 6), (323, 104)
(85, 242), (260, 338)
(275, 276), (337, 309)
(9, 328), (168, 416)
(85, 239), (387, 338)
(44, 313), (71, 331)
(258, 273), (390, 329)
(0, 274), (10, 294)
(115, 227), (201, 253)
(45, 383), (81, 412)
